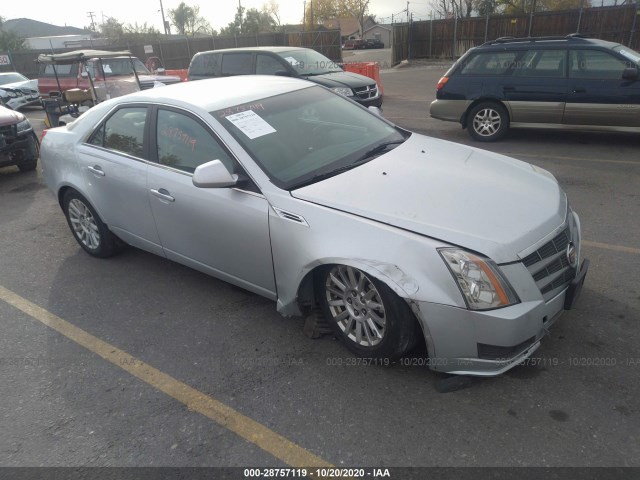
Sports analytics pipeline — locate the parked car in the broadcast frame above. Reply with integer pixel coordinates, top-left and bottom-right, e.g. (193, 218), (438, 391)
(0, 105), (39, 172)
(343, 39), (366, 50)
(364, 39), (384, 49)
(188, 46), (382, 107)
(37, 50), (182, 100)
(430, 35), (640, 141)
(0, 72), (41, 110)
(40, 76), (588, 376)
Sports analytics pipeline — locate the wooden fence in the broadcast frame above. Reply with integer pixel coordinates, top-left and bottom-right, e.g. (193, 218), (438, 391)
(392, 4), (640, 64)
(0, 29), (342, 78)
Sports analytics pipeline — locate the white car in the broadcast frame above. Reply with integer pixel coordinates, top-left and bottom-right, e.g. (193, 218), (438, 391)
(0, 72), (41, 110)
(40, 76), (589, 376)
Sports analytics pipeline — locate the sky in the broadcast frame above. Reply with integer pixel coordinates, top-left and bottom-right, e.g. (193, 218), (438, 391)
(1, 0), (436, 34)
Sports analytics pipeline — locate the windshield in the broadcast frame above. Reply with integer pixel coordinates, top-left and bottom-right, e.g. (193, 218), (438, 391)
(86, 58), (151, 78)
(276, 49), (342, 75)
(0, 73), (28, 85)
(213, 86), (407, 190)
(615, 46), (640, 66)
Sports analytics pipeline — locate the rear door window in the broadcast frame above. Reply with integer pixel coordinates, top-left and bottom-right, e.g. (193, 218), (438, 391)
(221, 53), (253, 75)
(88, 107), (148, 159)
(512, 49), (567, 78)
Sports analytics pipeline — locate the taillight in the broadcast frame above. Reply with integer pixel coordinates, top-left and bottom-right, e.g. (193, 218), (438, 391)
(436, 76), (449, 91)
(40, 129), (48, 143)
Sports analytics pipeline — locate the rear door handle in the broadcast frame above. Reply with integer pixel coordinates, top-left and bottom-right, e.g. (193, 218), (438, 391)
(87, 165), (105, 177)
(572, 87), (586, 93)
(150, 188), (175, 202)
(503, 86), (515, 91)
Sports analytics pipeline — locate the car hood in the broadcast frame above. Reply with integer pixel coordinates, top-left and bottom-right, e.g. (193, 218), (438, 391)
(303, 71), (376, 89)
(0, 106), (26, 126)
(291, 134), (566, 263)
(0, 78), (38, 93)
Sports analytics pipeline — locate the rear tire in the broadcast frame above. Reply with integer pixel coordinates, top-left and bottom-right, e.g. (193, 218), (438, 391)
(317, 265), (418, 360)
(62, 190), (121, 258)
(467, 102), (509, 142)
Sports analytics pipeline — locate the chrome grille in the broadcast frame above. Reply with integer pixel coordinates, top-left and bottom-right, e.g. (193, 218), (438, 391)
(354, 84), (378, 100)
(522, 226), (576, 301)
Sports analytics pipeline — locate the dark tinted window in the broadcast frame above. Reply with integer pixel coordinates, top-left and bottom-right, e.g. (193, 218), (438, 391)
(256, 54), (286, 75)
(512, 49), (566, 78)
(156, 109), (236, 174)
(570, 49), (631, 79)
(89, 107), (147, 158)
(459, 51), (519, 75)
(189, 52), (221, 77)
(221, 53), (253, 75)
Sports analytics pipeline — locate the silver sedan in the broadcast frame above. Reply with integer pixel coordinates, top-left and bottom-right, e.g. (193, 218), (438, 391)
(40, 76), (589, 376)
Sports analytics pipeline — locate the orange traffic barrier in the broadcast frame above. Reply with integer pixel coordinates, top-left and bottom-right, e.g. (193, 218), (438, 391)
(165, 69), (189, 81)
(342, 62), (384, 95)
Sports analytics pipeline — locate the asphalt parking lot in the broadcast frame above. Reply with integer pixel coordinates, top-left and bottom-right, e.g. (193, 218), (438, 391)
(1, 62), (639, 473)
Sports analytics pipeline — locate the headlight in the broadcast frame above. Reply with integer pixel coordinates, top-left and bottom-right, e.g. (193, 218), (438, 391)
(6, 90), (17, 98)
(16, 119), (32, 133)
(332, 87), (354, 97)
(439, 248), (519, 310)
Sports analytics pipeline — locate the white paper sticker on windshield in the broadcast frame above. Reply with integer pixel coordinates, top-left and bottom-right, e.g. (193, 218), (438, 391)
(225, 110), (276, 139)
(619, 49), (640, 64)
(284, 56), (300, 66)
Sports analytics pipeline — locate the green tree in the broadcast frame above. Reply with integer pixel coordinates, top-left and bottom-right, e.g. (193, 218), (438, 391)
(169, 2), (211, 35)
(243, 8), (276, 34)
(303, 0), (370, 32)
(220, 5), (245, 36)
(100, 17), (125, 41)
(0, 17), (26, 51)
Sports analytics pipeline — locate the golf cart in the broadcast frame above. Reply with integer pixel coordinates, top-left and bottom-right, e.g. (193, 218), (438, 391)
(37, 50), (143, 128)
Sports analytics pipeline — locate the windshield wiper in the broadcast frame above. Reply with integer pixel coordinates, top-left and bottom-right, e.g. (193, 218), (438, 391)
(289, 140), (405, 190)
(354, 139), (405, 163)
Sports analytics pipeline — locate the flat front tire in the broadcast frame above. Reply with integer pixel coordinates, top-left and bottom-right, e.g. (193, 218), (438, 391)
(318, 265), (418, 360)
(62, 190), (121, 258)
(467, 102), (509, 142)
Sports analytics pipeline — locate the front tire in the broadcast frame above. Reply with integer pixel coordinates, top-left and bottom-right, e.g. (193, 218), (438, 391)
(62, 190), (121, 258)
(317, 265), (417, 359)
(467, 102), (509, 142)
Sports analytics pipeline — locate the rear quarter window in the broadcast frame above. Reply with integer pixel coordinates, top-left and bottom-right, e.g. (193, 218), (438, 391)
(189, 52), (221, 77)
(458, 51), (519, 75)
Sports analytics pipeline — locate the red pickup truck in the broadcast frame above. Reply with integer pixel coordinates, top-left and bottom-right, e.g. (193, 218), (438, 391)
(38, 54), (182, 99)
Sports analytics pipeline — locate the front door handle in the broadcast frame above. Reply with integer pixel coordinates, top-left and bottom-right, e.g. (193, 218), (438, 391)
(572, 87), (586, 93)
(87, 165), (105, 177)
(150, 188), (175, 202)
(503, 85), (515, 91)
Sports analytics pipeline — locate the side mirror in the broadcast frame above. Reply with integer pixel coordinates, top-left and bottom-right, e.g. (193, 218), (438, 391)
(80, 71), (89, 78)
(368, 106), (383, 117)
(192, 160), (238, 188)
(622, 67), (638, 81)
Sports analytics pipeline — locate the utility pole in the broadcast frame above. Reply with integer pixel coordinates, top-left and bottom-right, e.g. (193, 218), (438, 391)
(87, 11), (96, 31)
(239, 0), (243, 35)
(159, 0), (169, 35)
(407, 2), (410, 23)
(303, 0), (307, 30)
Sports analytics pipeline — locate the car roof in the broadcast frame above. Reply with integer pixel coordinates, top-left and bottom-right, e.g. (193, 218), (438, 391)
(116, 75), (315, 111)
(194, 46), (308, 55)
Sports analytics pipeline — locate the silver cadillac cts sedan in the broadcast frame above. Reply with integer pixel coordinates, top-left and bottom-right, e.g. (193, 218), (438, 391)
(40, 76), (589, 376)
